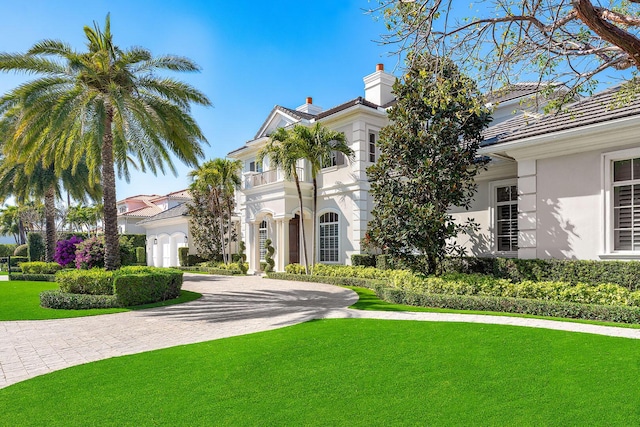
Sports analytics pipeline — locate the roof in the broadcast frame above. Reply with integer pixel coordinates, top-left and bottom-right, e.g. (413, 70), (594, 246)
(137, 202), (190, 224)
(119, 205), (163, 218)
(485, 82), (549, 104)
(116, 194), (160, 204)
(316, 97), (381, 119)
(253, 105), (317, 140)
(482, 85), (640, 147)
(151, 189), (191, 201)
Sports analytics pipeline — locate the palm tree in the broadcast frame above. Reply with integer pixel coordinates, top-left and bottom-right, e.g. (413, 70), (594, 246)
(188, 158), (241, 264)
(0, 205), (20, 243)
(290, 123), (353, 269)
(0, 158), (100, 261)
(258, 127), (310, 274)
(0, 14), (210, 269)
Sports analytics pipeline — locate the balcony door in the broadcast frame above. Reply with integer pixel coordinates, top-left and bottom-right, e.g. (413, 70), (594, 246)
(289, 215), (300, 264)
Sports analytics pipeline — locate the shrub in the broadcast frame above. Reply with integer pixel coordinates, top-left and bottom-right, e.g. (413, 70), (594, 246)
(264, 239), (275, 272)
(285, 263), (307, 275)
(0, 256), (29, 267)
(56, 269), (115, 295)
(0, 244), (17, 257)
(56, 232), (89, 241)
(119, 236), (137, 266)
(20, 261), (62, 274)
(9, 273), (57, 282)
(187, 254), (209, 266)
(75, 237), (105, 269)
(14, 244), (28, 257)
(27, 233), (45, 262)
(135, 247), (146, 264)
(54, 236), (83, 268)
(114, 267), (183, 306)
(236, 241), (248, 273)
(120, 234), (146, 249)
(351, 254), (377, 267)
(40, 290), (119, 309)
(178, 247), (189, 266)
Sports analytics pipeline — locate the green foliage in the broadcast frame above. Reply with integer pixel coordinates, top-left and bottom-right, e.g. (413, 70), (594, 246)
(114, 267), (183, 306)
(367, 53), (490, 275)
(178, 247), (190, 266)
(0, 243), (17, 257)
(26, 233), (45, 262)
(135, 247), (145, 264)
(351, 254), (377, 267)
(443, 257), (640, 291)
(121, 234), (146, 249)
(13, 244), (28, 256)
(236, 241), (248, 273)
(118, 236), (137, 266)
(264, 239), (275, 272)
(9, 273), (57, 282)
(56, 269), (115, 295)
(57, 232), (89, 241)
(285, 263), (307, 275)
(40, 290), (119, 310)
(20, 261), (61, 274)
(1, 255), (28, 267)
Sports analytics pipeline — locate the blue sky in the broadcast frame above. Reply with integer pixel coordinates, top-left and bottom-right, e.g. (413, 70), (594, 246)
(0, 0), (393, 200)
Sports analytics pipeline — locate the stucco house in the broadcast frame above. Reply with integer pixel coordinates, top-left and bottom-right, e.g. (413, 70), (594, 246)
(227, 64), (640, 273)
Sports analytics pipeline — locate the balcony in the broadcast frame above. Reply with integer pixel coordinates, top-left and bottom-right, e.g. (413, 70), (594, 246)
(243, 168), (307, 189)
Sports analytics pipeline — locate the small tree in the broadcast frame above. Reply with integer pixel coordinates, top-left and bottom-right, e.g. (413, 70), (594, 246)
(367, 52), (491, 275)
(27, 232), (45, 262)
(264, 239), (275, 273)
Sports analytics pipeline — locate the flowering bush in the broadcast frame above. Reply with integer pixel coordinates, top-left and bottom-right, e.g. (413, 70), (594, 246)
(75, 236), (105, 269)
(54, 236), (83, 268)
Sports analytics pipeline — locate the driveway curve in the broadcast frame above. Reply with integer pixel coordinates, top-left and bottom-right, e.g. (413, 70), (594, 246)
(1, 273), (639, 389)
(0, 274), (357, 389)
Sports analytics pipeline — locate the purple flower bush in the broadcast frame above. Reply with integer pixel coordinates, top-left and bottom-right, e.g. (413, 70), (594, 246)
(75, 236), (106, 269)
(54, 236), (83, 268)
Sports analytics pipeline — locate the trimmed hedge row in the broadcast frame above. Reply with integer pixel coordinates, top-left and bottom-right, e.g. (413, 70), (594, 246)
(114, 269), (182, 306)
(20, 262), (62, 274)
(9, 273), (57, 282)
(56, 269), (115, 295)
(178, 265), (244, 275)
(267, 272), (640, 324)
(40, 290), (119, 309)
(351, 254), (377, 267)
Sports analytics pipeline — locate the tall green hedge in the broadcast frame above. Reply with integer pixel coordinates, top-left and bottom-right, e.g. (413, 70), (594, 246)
(114, 268), (183, 306)
(27, 233), (45, 262)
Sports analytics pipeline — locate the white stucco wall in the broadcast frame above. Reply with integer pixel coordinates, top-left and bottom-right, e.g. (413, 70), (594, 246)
(144, 221), (189, 267)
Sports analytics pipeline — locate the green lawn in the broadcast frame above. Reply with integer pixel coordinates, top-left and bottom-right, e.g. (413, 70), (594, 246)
(0, 319), (638, 426)
(0, 280), (201, 320)
(346, 285), (640, 329)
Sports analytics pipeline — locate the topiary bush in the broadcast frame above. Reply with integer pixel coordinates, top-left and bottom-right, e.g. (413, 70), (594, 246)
(56, 269), (115, 295)
(114, 267), (183, 306)
(20, 261), (62, 274)
(54, 236), (83, 268)
(14, 244), (28, 257)
(236, 241), (248, 274)
(264, 239), (275, 272)
(27, 233), (45, 262)
(178, 247), (189, 266)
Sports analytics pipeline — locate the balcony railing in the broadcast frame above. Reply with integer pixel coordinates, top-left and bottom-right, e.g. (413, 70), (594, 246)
(243, 168), (306, 189)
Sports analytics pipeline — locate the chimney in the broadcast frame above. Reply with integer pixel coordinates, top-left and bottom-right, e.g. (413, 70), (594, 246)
(363, 63), (395, 106)
(296, 96), (323, 115)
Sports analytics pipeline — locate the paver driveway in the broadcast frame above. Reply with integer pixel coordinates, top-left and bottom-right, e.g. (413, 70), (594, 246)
(0, 274), (357, 389)
(2, 273), (639, 389)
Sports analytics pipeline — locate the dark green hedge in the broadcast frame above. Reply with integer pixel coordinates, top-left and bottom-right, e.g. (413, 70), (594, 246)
(135, 247), (146, 264)
(442, 257), (640, 291)
(114, 269), (183, 306)
(40, 290), (119, 309)
(0, 256), (29, 267)
(351, 254), (377, 267)
(267, 273), (640, 324)
(9, 273), (57, 282)
(27, 233), (45, 262)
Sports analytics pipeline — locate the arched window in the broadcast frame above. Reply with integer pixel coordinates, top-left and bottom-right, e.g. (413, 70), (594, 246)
(319, 212), (339, 263)
(259, 220), (268, 261)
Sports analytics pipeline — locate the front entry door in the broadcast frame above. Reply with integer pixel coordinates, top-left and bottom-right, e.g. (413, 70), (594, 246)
(289, 215), (300, 264)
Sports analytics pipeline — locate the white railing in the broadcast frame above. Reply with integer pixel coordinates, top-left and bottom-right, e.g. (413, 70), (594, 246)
(243, 168), (306, 189)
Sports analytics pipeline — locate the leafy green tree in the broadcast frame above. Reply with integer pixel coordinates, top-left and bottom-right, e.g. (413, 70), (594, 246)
(373, 0), (640, 100)
(259, 127), (310, 274)
(291, 123), (353, 269)
(188, 158), (241, 264)
(367, 52), (491, 275)
(0, 14), (210, 270)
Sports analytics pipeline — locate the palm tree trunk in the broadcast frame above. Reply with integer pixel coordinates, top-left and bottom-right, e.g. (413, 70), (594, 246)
(294, 172), (309, 275)
(312, 177), (318, 273)
(102, 107), (120, 270)
(44, 185), (56, 262)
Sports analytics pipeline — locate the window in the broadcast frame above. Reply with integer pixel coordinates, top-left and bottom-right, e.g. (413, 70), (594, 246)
(495, 184), (518, 252)
(259, 220), (268, 261)
(323, 151), (345, 168)
(368, 132), (377, 163)
(249, 161), (263, 173)
(319, 212), (339, 262)
(612, 158), (640, 250)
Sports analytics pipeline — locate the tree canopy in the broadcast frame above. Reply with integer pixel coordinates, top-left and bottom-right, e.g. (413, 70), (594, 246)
(372, 0), (640, 99)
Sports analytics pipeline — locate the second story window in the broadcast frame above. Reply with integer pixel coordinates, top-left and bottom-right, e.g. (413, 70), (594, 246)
(369, 132), (377, 163)
(323, 151), (345, 168)
(249, 161), (263, 173)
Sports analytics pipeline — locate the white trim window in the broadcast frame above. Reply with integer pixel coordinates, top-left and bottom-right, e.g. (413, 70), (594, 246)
(492, 182), (518, 253)
(368, 131), (377, 163)
(319, 212), (339, 263)
(259, 220), (268, 261)
(612, 157), (640, 250)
